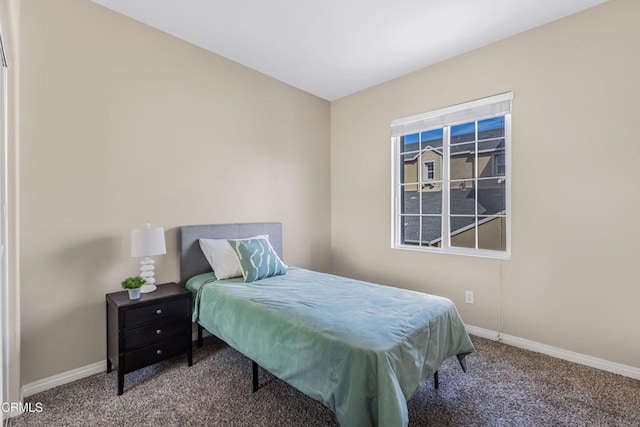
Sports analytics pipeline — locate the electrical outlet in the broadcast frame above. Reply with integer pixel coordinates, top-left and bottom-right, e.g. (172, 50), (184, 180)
(465, 291), (475, 304)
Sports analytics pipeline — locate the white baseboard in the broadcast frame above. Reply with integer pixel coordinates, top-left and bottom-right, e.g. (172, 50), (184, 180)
(20, 326), (638, 399)
(22, 360), (105, 398)
(464, 325), (501, 340)
(465, 324), (640, 380)
(22, 334), (209, 399)
(5, 408), (24, 419)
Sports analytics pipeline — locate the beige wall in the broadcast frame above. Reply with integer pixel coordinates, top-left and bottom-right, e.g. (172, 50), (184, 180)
(19, 0), (330, 383)
(331, 0), (640, 369)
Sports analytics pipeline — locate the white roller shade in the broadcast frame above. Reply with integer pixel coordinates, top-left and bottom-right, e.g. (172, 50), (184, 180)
(391, 92), (513, 137)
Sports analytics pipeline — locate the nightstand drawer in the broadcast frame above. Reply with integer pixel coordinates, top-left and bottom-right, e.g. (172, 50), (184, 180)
(124, 318), (186, 349)
(124, 298), (186, 328)
(124, 339), (187, 374)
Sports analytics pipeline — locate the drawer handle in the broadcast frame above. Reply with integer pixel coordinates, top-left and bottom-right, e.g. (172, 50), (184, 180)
(155, 309), (162, 315)
(156, 349), (162, 355)
(156, 329), (162, 335)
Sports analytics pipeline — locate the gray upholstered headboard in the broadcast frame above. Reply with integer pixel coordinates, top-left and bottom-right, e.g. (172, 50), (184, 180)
(178, 222), (283, 284)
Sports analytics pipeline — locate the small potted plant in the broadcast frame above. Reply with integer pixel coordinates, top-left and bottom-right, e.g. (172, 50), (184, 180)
(121, 276), (145, 300)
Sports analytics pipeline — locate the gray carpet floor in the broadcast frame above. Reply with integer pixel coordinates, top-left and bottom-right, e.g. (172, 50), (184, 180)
(9, 336), (640, 426)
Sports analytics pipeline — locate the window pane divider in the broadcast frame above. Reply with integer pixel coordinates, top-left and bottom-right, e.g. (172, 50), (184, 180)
(450, 136), (504, 147)
(418, 150), (423, 246)
(442, 126), (450, 250)
(505, 114), (512, 256)
(474, 122), (479, 250)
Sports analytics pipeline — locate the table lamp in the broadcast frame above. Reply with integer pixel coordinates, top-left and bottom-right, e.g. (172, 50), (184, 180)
(131, 223), (166, 293)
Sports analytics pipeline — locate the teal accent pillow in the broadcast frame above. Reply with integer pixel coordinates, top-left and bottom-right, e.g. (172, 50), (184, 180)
(228, 238), (287, 283)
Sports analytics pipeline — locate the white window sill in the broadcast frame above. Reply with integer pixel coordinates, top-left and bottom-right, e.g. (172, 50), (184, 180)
(392, 244), (511, 260)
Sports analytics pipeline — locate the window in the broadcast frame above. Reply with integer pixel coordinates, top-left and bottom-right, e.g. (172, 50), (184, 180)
(422, 160), (435, 181)
(493, 153), (505, 176)
(391, 92), (512, 258)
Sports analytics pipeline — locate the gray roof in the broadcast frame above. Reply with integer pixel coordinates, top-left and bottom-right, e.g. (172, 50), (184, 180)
(401, 188), (504, 243)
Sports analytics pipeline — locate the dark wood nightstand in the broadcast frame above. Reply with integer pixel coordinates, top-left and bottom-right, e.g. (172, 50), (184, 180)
(106, 282), (192, 395)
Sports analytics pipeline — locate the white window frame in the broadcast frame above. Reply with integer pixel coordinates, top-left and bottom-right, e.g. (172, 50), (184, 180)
(391, 92), (512, 259)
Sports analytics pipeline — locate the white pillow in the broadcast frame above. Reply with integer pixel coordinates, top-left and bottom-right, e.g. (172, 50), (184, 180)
(199, 235), (269, 280)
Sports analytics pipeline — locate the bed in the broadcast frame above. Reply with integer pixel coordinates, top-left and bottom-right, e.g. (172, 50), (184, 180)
(179, 222), (475, 427)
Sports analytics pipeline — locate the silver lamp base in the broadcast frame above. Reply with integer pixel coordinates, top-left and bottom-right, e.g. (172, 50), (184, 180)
(140, 284), (157, 293)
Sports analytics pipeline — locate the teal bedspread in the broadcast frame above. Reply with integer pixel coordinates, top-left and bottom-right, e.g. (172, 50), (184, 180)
(189, 268), (475, 427)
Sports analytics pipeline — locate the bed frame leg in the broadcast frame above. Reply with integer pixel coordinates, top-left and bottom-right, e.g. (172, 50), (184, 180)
(197, 324), (203, 348)
(434, 371), (439, 389)
(252, 361), (259, 392)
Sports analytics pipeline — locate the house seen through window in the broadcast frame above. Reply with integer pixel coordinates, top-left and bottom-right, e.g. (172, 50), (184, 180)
(391, 93), (512, 257)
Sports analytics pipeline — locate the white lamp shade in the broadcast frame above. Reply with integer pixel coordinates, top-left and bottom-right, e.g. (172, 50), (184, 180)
(131, 224), (167, 257)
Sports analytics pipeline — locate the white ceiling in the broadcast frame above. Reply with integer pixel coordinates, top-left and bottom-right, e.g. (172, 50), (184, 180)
(91, 0), (607, 101)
